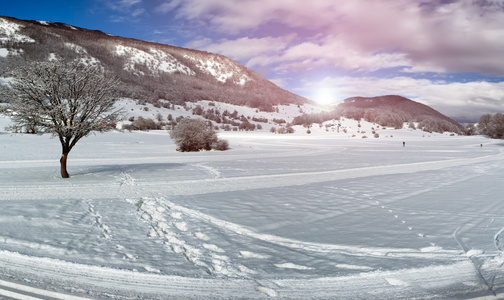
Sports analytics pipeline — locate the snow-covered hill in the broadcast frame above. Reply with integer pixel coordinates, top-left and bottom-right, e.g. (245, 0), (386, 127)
(0, 16), (309, 110)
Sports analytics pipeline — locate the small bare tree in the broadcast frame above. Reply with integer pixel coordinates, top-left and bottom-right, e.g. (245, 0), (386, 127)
(170, 118), (227, 152)
(2, 60), (123, 178)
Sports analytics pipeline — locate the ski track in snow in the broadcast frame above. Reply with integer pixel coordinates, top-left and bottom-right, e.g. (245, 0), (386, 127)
(1, 131), (504, 298)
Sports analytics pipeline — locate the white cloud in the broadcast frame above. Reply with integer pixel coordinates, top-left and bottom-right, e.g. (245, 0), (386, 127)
(106, 0), (145, 20)
(268, 77), (287, 88)
(131, 8), (146, 17)
(156, 0), (181, 14)
(187, 36), (291, 64)
(168, 0), (504, 74)
(277, 37), (411, 72)
(108, 0), (142, 11)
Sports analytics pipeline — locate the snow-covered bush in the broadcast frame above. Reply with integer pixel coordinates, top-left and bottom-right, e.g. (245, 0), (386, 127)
(170, 118), (228, 152)
(123, 117), (161, 131)
(215, 139), (229, 151)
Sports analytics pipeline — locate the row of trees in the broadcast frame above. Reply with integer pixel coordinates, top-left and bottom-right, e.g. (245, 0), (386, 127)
(469, 113), (504, 138)
(292, 109), (462, 134)
(190, 105), (289, 132)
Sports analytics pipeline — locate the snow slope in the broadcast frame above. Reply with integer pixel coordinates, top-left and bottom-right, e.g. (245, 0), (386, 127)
(0, 114), (503, 299)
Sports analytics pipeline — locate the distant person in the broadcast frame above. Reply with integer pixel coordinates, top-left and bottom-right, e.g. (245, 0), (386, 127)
(403, 141), (405, 147)
(480, 144), (483, 148)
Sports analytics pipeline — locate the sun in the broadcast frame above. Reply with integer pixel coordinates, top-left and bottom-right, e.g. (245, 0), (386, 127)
(315, 88), (337, 105)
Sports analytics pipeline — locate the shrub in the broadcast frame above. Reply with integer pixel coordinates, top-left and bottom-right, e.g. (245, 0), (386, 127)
(170, 118), (227, 152)
(215, 139), (229, 151)
(124, 117), (160, 131)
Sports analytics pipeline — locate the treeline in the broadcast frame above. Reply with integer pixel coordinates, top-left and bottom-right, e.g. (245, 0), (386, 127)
(191, 105), (263, 131)
(466, 113), (504, 138)
(292, 107), (462, 134)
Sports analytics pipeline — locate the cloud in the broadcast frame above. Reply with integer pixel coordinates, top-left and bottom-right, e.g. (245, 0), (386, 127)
(277, 37), (411, 72)
(164, 0), (504, 75)
(131, 8), (146, 17)
(187, 36), (291, 63)
(156, 0), (181, 14)
(268, 77), (288, 88)
(109, 16), (127, 23)
(299, 76), (504, 122)
(107, 0), (142, 11)
(105, 0), (146, 21)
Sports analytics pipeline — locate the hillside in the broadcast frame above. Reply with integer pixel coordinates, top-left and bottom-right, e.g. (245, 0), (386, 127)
(293, 95), (463, 134)
(339, 95), (463, 132)
(0, 16), (309, 111)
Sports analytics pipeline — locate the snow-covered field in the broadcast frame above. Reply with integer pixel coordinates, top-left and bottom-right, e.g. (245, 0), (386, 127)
(1, 113), (504, 299)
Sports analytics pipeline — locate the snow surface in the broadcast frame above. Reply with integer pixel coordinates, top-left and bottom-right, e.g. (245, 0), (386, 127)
(63, 43), (100, 67)
(0, 17), (35, 43)
(1, 111), (504, 299)
(185, 55), (251, 85)
(115, 45), (194, 76)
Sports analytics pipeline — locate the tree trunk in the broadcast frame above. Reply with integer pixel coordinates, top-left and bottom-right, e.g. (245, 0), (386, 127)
(60, 153), (70, 178)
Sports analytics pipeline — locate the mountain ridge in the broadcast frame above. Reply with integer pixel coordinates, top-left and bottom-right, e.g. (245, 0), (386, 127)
(0, 16), (309, 111)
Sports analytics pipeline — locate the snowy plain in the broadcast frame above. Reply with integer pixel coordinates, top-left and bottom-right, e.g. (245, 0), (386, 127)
(1, 109), (504, 299)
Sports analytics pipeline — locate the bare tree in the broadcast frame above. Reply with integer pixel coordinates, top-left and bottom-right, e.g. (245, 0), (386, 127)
(1, 60), (123, 178)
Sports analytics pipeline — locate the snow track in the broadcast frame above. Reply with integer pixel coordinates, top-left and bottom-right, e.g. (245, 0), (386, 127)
(2, 147), (502, 201)
(1, 129), (504, 298)
(1, 250), (502, 299)
(0, 278), (89, 300)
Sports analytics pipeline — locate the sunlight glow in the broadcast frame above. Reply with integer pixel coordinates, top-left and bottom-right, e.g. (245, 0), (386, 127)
(314, 88), (338, 105)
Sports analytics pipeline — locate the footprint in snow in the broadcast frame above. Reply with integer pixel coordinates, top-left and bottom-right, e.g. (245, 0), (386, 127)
(203, 243), (225, 253)
(174, 222), (188, 231)
(256, 286), (278, 297)
(239, 251), (269, 259)
(194, 232), (209, 241)
(495, 228), (504, 251)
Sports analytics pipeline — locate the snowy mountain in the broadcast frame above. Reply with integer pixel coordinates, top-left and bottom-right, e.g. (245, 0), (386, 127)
(0, 16), (308, 111)
(338, 95), (464, 133)
(293, 95), (463, 134)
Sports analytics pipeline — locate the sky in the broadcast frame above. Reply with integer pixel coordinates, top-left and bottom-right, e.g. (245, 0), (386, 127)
(2, 0), (504, 122)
